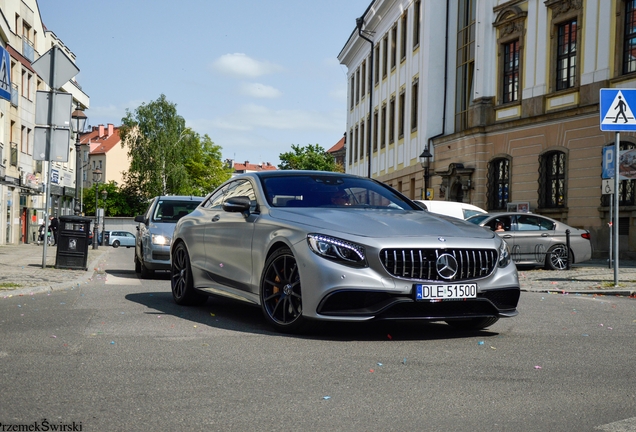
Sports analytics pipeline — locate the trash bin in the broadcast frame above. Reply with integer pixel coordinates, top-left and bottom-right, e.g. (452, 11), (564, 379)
(103, 231), (110, 246)
(55, 215), (92, 270)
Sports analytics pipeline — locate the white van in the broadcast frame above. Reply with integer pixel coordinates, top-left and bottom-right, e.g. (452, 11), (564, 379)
(414, 200), (487, 220)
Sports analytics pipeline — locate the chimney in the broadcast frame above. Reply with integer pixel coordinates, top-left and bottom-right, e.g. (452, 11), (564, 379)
(107, 124), (114, 137)
(98, 125), (105, 137)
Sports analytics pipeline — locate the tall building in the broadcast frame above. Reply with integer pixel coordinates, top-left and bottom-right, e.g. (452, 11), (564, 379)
(0, 0), (88, 244)
(339, 0), (636, 257)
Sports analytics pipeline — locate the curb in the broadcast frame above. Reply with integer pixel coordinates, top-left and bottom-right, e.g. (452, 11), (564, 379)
(521, 288), (636, 297)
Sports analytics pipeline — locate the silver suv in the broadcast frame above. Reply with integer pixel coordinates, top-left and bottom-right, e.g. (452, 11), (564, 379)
(134, 195), (204, 278)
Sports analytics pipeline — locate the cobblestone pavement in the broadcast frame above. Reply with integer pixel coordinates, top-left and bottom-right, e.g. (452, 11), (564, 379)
(0, 244), (634, 297)
(0, 243), (110, 296)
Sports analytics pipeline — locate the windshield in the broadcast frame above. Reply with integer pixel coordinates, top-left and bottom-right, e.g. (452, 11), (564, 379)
(262, 175), (419, 210)
(466, 214), (490, 225)
(152, 200), (201, 223)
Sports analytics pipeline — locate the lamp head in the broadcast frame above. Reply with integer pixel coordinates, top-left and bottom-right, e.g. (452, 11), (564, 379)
(92, 168), (102, 183)
(71, 106), (88, 133)
(419, 148), (432, 168)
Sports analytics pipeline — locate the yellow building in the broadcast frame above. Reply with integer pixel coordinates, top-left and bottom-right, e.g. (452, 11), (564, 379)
(339, 0), (636, 258)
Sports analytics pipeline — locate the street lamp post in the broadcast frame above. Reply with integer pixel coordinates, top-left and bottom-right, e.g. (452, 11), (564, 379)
(101, 189), (108, 245)
(419, 148), (433, 200)
(71, 105), (87, 216)
(92, 169), (102, 250)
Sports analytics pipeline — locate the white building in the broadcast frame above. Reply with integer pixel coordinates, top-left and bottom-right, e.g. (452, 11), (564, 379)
(0, 0), (88, 244)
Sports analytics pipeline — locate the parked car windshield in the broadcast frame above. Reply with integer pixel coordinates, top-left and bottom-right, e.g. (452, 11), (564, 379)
(262, 174), (418, 210)
(152, 200), (201, 223)
(466, 214), (490, 225)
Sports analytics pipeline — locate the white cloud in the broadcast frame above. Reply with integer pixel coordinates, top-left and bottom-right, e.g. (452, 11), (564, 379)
(212, 53), (284, 78)
(240, 82), (282, 99)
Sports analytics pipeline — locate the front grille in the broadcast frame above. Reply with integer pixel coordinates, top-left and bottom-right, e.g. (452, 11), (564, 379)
(380, 248), (498, 282)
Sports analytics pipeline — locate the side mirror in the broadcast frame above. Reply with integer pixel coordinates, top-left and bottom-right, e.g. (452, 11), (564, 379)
(223, 196), (251, 214)
(134, 215), (146, 224)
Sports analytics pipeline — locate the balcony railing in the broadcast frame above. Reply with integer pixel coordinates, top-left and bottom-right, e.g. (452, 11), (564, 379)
(22, 37), (34, 62)
(10, 142), (18, 166)
(10, 83), (18, 107)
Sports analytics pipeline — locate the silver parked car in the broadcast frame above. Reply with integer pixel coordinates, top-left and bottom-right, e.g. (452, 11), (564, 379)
(107, 231), (136, 248)
(466, 212), (592, 270)
(170, 171), (520, 333)
(134, 195), (204, 278)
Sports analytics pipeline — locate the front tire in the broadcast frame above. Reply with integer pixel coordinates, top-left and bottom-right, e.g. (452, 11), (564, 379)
(134, 253), (141, 273)
(260, 247), (305, 333)
(545, 244), (570, 270)
(171, 242), (207, 306)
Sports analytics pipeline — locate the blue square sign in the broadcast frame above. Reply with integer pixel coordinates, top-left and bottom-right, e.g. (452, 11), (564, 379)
(600, 88), (636, 131)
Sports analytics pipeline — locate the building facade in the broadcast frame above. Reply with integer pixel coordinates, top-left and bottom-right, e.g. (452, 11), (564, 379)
(0, 0), (88, 244)
(339, 0), (636, 258)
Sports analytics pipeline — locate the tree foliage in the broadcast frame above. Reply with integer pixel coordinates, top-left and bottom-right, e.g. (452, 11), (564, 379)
(82, 181), (146, 217)
(119, 94), (230, 201)
(278, 144), (343, 172)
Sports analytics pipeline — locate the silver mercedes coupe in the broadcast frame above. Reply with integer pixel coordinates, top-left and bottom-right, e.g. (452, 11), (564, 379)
(170, 171), (520, 333)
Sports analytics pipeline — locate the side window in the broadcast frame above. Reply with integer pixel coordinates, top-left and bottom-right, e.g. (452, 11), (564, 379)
(202, 187), (226, 210)
(224, 179), (257, 211)
(538, 217), (555, 231)
(488, 216), (511, 231)
(516, 215), (545, 231)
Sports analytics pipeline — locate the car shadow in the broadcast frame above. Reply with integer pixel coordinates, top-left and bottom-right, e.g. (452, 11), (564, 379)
(106, 269), (171, 280)
(125, 291), (500, 342)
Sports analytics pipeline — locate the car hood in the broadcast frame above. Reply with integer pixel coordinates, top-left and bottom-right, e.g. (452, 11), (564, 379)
(148, 222), (177, 238)
(268, 208), (494, 239)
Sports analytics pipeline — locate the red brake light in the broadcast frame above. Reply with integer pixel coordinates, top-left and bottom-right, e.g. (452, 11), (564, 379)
(581, 232), (591, 240)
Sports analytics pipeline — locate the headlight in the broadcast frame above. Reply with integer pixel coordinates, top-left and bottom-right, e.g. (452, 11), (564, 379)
(307, 234), (367, 268)
(152, 234), (171, 246)
(498, 239), (511, 268)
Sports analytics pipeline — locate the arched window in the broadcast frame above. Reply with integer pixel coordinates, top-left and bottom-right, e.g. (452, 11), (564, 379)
(538, 151), (566, 208)
(487, 158), (510, 210)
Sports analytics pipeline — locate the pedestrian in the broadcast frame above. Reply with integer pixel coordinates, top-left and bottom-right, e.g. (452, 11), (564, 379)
(49, 216), (59, 246)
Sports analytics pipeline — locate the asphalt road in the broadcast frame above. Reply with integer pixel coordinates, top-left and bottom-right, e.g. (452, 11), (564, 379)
(0, 248), (635, 432)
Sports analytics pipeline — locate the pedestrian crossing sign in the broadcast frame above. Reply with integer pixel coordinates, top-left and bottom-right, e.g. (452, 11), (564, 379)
(600, 88), (636, 131)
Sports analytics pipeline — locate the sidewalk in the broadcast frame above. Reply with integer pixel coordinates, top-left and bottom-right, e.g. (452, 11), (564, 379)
(0, 244), (634, 297)
(0, 243), (110, 296)
(518, 259), (636, 297)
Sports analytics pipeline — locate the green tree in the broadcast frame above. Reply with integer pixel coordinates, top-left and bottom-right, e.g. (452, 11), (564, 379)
(120, 94), (229, 200)
(82, 181), (147, 217)
(278, 144), (343, 172)
(183, 133), (232, 196)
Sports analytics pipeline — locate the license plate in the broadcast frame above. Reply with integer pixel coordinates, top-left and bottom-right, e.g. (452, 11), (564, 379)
(415, 284), (477, 300)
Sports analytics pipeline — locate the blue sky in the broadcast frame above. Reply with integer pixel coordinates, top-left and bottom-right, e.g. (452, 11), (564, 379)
(37, 0), (372, 166)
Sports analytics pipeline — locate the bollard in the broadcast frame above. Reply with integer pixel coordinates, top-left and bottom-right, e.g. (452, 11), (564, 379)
(565, 229), (571, 270)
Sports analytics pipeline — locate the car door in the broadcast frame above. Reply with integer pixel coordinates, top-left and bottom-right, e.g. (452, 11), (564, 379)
(122, 232), (136, 247)
(510, 214), (556, 265)
(204, 179), (258, 292)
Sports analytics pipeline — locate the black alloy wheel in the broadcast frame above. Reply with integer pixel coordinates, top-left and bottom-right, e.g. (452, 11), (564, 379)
(171, 242), (207, 306)
(545, 244), (570, 270)
(112, 240), (120, 248)
(260, 247), (304, 332)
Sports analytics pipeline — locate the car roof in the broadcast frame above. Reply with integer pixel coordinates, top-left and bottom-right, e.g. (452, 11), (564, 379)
(155, 195), (204, 201)
(241, 170), (363, 180)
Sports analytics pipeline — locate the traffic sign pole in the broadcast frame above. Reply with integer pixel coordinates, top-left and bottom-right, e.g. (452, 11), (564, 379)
(614, 132), (620, 286)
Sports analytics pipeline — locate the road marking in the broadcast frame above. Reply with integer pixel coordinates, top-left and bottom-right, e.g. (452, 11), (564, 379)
(595, 417), (636, 431)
